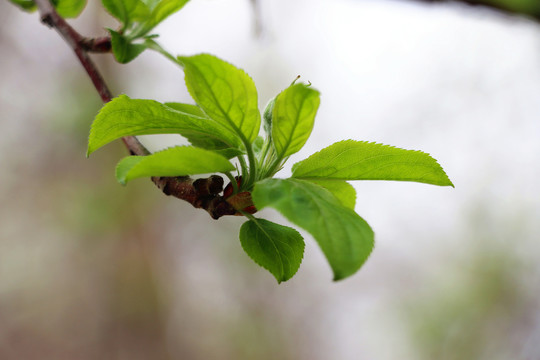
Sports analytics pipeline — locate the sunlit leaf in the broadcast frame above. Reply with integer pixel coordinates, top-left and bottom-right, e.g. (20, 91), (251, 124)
(115, 146), (235, 184)
(162, 102), (244, 157)
(102, 0), (149, 25)
(252, 136), (265, 157)
(252, 178), (374, 281)
(179, 54), (261, 143)
(292, 140), (454, 187)
(8, 0), (36, 12)
(164, 102), (205, 117)
(132, 0), (190, 37)
(52, 0), (86, 18)
(146, 0), (189, 29)
(305, 179), (356, 210)
(271, 83), (320, 159)
(88, 95), (243, 156)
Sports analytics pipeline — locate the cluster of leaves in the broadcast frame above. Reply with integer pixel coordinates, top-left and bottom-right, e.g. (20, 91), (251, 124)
(88, 53), (453, 282)
(10, 0), (188, 63)
(102, 0), (190, 63)
(11, 0), (453, 282)
(9, 0), (86, 18)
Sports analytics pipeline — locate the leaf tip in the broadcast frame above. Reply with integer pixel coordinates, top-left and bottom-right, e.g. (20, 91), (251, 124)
(331, 269), (350, 282)
(86, 146), (94, 158)
(116, 171), (129, 186)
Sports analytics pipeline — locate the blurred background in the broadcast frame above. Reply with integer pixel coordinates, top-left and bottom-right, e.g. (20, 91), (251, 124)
(1, 0), (540, 359)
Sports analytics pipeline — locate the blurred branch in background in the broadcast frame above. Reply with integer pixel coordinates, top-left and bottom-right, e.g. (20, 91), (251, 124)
(250, 0), (263, 37)
(406, 0), (540, 21)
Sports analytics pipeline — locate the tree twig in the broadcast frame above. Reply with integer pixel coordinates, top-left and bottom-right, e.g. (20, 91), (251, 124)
(33, 0), (236, 219)
(80, 36), (112, 53)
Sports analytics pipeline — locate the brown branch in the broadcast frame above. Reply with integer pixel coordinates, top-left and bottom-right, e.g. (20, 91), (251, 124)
(33, 0), (236, 219)
(80, 36), (112, 53)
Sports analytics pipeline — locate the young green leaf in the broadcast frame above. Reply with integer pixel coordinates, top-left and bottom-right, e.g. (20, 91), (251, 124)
(52, 0), (86, 18)
(87, 95), (243, 156)
(8, 0), (36, 11)
(130, 0), (190, 38)
(140, 0), (160, 9)
(164, 102), (205, 117)
(210, 148), (244, 159)
(272, 83), (320, 159)
(262, 97), (276, 136)
(102, 0), (149, 26)
(239, 218), (305, 283)
(115, 156), (145, 184)
(179, 54), (261, 143)
(144, 0), (189, 31)
(142, 38), (179, 63)
(252, 178), (374, 281)
(252, 136), (265, 157)
(9, 0), (86, 17)
(305, 179), (356, 210)
(160, 102), (243, 158)
(115, 146), (235, 184)
(292, 140), (454, 187)
(109, 30), (148, 64)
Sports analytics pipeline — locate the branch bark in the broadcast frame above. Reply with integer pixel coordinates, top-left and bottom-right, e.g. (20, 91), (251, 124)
(33, 0), (236, 219)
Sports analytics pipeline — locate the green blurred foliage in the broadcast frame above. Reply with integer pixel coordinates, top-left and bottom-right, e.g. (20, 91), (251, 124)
(485, 0), (540, 14)
(400, 208), (539, 360)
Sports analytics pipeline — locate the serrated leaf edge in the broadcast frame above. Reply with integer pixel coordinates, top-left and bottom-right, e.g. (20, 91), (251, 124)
(292, 139), (454, 187)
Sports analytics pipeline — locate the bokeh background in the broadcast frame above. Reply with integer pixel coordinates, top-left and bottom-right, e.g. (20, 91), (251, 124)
(1, 0), (540, 359)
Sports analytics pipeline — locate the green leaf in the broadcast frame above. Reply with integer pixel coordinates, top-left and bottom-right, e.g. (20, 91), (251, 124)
(292, 140), (454, 187)
(164, 102), (205, 117)
(272, 83), (320, 159)
(143, 38), (179, 63)
(131, 0), (190, 37)
(115, 156), (145, 183)
(102, 0), (149, 25)
(162, 102), (242, 157)
(305, 179), (356, 210)
(140, 0), (160, 9)
(179, 54), (261, 143)
(239, 218), (305, 283)
(9, 0), (86, 16)
(210, 148), (244, 159)
(145, 0), (189, 29)
(8, 0), (37, 12)
(262, 97), (276, 136)
(252, 136), (265, 157)
(52, 0), (86, 18)
(109, 29), (148, 64)
(115, 146), (235, 184)
(88, 95), (243, 156)
(252, 178), (374, 281)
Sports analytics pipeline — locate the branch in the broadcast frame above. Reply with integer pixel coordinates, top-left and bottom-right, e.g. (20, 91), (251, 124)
(409, 0), (540, 21)
(80, 36), (112, 53)
(33, 0), (236, 219)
